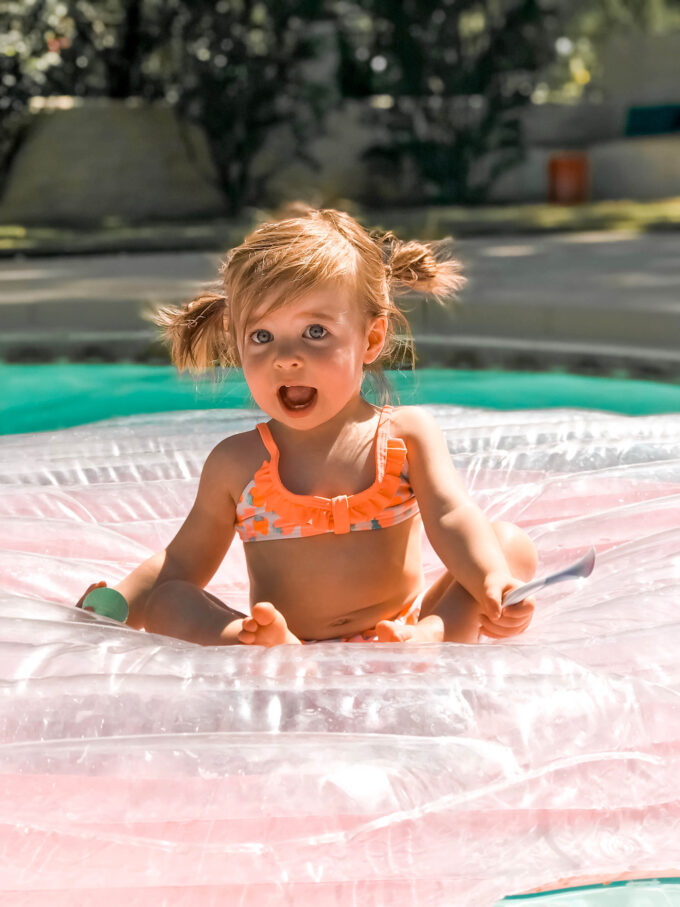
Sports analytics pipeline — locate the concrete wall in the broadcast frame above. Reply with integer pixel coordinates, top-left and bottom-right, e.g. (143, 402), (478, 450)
(2, 98), (678, 224)
(485, 28), (680, 203)
(251, 101), (680, 205)
(0, 99), (225, 224)
(599, 29), (680, 109)
(250, 99), (390, 206)
(487, 136), (680, 203)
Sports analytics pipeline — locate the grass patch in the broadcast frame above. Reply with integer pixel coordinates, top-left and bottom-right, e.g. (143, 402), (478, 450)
(1, 198), (679, 257)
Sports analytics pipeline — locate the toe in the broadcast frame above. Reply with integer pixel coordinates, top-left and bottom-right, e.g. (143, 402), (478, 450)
(251, 602), (277, 625)
(375, 620), (400, 642)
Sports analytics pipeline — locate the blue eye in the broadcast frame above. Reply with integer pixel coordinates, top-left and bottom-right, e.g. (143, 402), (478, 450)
(304, 324), (327, 340)
(251, 329), (273, 344)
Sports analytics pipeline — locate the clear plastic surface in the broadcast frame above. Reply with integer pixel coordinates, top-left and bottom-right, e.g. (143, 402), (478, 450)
(1, 406), (679, 906)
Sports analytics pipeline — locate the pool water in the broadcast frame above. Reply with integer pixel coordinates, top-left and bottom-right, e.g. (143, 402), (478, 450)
(2, 364), (680, 434)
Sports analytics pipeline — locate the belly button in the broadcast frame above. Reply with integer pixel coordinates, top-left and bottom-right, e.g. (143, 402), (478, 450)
(330, 617), (351, 627)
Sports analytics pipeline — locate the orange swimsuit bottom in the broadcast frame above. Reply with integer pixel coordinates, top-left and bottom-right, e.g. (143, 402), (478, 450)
(234, 406), (423, 641)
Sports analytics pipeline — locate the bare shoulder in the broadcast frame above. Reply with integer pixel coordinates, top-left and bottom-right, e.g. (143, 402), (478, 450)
(389, 405), (464, 498)
(389, 405), (442, 445)
(203, 427), (266, 504)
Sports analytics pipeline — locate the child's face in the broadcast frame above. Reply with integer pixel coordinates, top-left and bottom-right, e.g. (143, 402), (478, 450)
(238, 285), (385, 427)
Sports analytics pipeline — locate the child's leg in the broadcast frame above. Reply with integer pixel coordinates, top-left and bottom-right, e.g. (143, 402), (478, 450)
(144, 580), (247, 645)
(144, 581), (301, 646)
(377, 521), (537, 644)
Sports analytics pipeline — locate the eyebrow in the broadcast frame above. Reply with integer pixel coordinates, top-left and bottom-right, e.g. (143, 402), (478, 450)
(297, 310), (337, 320)
(252, 308), (340, 323)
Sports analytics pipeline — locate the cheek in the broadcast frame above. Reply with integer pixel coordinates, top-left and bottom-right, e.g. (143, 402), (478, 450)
(240, 358), (266, 395)
(241, 346), (266, 371)
(311, 340), (361, 368)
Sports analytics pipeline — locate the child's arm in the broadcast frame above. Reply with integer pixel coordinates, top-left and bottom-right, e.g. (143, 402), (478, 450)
(402, 408), (517, 619)
(85, 441), (238, 629)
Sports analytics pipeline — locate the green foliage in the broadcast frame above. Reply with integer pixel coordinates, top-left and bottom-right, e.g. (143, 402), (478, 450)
(0, 0), (335, 212)
(334, 0), (680, 204)
(539, 0), (680, 104)
(334, 0), (568, 204)
(162, 0), (334, 213)
(0, 1), (176, 105)
(2, 0), (678, 211)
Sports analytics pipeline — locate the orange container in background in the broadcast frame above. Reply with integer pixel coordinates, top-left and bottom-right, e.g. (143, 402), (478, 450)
(547, 152), (590, 204)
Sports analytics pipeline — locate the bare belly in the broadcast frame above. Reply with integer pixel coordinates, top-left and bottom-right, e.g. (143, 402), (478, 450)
(244, 515), (424, 640)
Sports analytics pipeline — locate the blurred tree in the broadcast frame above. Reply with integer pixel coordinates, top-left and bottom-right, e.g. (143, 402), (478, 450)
(2, 0), (678, 211)
(334, 0), (570, 204)
(164, 0), (334, 213)
(333, 0), (680, 204)
(0, 0), (334, 213)
(535, 0), (680, 104)
(0, 5), (34, 183)
(52, 0), (174, 99)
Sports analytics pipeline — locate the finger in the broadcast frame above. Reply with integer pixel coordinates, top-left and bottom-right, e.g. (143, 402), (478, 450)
(480, 602), (503, 621)
(238, 630), (256, 644)
(503, 598), (536, 614)
(491, 617), (532, 633)
(480, 615), (531, 637)
(480, 585), (504, 619)
(483, 612), (531, 630)
(241, 617), (258, 632)
(503, 598), (535, 614)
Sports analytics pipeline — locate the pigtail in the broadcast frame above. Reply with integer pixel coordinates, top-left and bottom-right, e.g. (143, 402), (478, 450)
(381, 233), (466, 303)
(151, 288), (234, 374)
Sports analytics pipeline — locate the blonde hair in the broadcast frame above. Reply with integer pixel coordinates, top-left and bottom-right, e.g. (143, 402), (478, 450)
(153, 205), (465, 397)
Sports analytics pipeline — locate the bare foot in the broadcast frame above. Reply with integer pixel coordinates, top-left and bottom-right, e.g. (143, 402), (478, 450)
(237, 602), (302, 647)
(375, 615), (445, 643)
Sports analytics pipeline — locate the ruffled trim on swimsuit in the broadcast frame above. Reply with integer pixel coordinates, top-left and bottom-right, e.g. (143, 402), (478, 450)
(249, 436), (409, 536)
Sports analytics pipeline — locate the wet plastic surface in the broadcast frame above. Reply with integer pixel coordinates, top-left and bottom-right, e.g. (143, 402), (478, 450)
(1, 405), (679, 905)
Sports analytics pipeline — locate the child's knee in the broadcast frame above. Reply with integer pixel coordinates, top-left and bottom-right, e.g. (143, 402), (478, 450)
(491, 521), (537, 581)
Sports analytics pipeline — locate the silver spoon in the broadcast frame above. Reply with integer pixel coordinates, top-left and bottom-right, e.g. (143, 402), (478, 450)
(502, 547), (596, 607)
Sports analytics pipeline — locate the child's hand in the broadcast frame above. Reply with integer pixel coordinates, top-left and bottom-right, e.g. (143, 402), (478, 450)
(480, 572), (517, 620)
(479, 576), (535, 639)
(76, 581), (107, 609)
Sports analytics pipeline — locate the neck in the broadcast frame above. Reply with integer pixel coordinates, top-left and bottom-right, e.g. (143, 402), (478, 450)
(271, 395), (379, 452)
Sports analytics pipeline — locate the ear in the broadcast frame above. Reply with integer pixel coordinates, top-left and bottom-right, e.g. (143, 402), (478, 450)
(363, 315), (388, 365)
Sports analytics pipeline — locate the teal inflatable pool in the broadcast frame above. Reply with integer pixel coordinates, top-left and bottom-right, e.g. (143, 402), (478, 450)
(1, 364), (679, 435)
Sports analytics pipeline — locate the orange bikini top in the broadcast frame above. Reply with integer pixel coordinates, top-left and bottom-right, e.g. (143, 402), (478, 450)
(235, 406), (419, 542)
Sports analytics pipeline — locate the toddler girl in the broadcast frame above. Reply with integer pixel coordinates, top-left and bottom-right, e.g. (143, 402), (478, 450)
(79, 207), (537, 645)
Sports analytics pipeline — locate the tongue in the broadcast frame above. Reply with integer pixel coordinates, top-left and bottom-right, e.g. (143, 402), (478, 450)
(283, 386), (316, 406)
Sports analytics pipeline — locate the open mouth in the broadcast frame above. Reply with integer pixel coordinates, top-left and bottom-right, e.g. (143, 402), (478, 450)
(278, 385), (318, 412)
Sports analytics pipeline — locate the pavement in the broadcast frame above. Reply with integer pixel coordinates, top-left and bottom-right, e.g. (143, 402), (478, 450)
(1, 230), (679, 379)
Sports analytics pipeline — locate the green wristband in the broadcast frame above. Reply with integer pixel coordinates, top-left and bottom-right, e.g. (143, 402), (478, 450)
(82, 587), (129, 623)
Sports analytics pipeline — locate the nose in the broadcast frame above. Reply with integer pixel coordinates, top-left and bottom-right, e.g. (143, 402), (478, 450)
(273, 340), (302, 369)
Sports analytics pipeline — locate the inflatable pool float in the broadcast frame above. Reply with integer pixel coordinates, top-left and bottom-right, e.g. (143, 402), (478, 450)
(1, 404), (679, 905)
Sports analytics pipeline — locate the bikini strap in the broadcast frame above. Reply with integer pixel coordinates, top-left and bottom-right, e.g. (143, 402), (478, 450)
(377, 404), (393, 432)
(255, 422), (280, 462)
(375, 404), (393, 482)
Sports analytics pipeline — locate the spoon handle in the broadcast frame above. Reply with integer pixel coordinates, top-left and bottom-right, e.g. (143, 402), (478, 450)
(502, 547), (596, 607)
